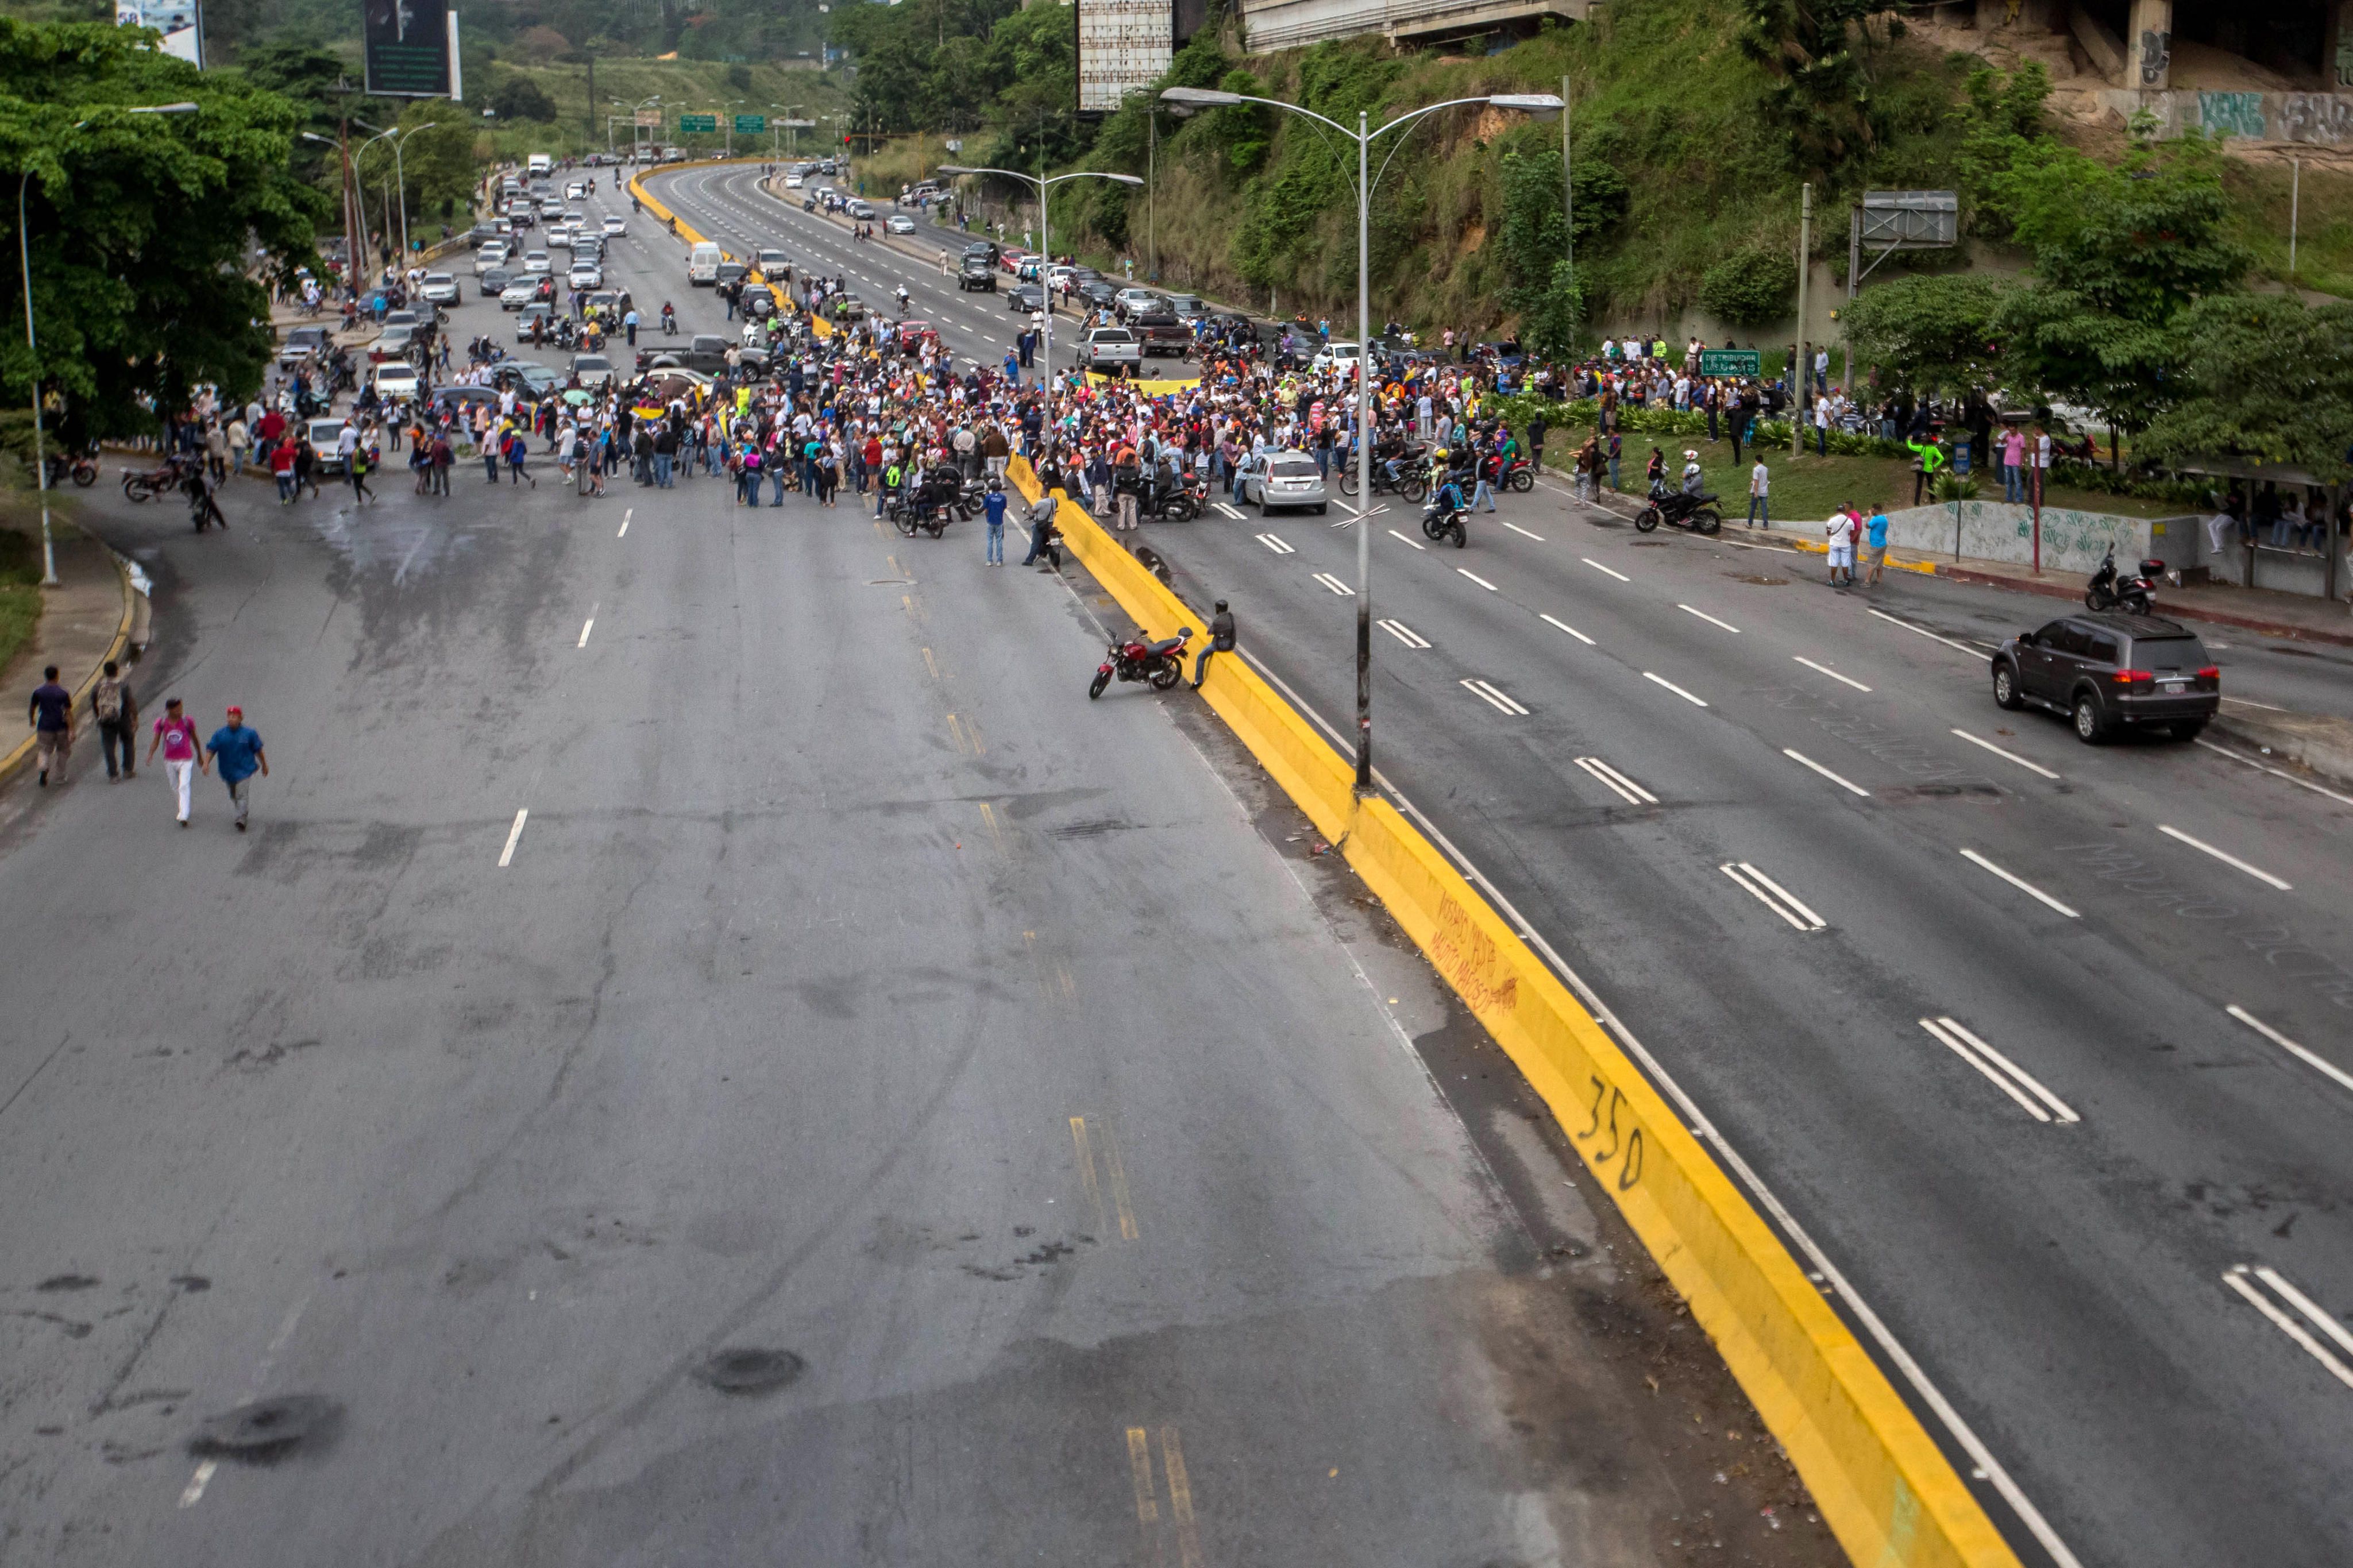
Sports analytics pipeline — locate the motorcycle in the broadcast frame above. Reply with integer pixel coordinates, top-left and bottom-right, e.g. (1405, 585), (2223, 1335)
(42, 450), (98, 488)
(1499, 455), (1537, 494)
(1337, 450), (1428, 502)
(2085, 544), (2159, 615)
(122, 453), (198, 503)
(1421, 492), (1468, 549)
(1634, 485), (1723, 535)
(1152, 475), (1207, 523)
(1089, 627), (1193, 698)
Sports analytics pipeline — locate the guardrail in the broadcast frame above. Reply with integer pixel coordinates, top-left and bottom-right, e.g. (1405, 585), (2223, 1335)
(1003, 456), (2025, 1568)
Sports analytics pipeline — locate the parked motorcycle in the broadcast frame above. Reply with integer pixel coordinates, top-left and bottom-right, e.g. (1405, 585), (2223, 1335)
(2085, 544), (2160, 615)
(1089, 627), (1193, 698)
(1634, 484), (1723, 535)
(1337, 450), (1427, 502)
(122, 453), (198, 503)
(42, 450), (98, 488)
(1421, 492), (1467, 549)
(1151, 476), (1206, 522)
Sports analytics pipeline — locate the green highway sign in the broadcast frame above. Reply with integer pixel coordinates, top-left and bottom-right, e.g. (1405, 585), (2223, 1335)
(678, 113), (718, 134)
(735, 114), (767, 134)
(1698, 349), (1761, 378)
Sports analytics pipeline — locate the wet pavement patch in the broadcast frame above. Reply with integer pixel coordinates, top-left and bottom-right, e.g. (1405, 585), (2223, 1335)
(35, 1274), (99, 1292)
(188, 1395), (342, 1462)
(690, 1347), (805, 1396)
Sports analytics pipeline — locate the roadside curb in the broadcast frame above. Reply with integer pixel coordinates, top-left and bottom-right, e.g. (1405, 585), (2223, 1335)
(2212, 708), (2353, 790)
(0, 543), (137, 791)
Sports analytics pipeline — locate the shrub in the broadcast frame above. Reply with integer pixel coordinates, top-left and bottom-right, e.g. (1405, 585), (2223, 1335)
(1699, 245), (1798, 326)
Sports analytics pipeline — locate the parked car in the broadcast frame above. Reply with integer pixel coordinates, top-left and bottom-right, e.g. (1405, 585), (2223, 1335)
(1081, 326), (1141, 376)
(277, 324), (331, 369)
(368, 325), (416, 363)
(1131, 308), (1191, 358)
(715, 260), (748, 286)
(520, 250), (552, 275)
(755, 248), (788, 275)
(569, 353), (616, 389)
(885, 214), (916, 235)
(784, 172), (804, 188)
(414, 273), (458, 306)
(1077, 279), (1119, 311)
(1161, 293), (1207, 320)
(500, 281), (541, 310)
(568, 261), (604, 290)
(635, 334), (734, 375)
(372, 361), (421, 401)
(473, 243), (510, 277)
(1991, 612), (2219, 743)
(1113, 287), (1161, 320)
(894, 319), (938, 352)
(515, 302), (554, 342)
(304, 417), (351, 474)
(1006, 283), (1044, 314)
(480, 267), (513, 295)
(1311, 341), (1362, 377)
(1237, 451), (1328, 515)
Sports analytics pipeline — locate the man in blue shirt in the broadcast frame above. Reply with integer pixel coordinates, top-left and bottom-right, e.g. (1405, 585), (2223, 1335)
(205, 705), (268, 832)
(28, 663), (71, 786)
(1864, 504), (1892, 586)
(981, 478), (1008, 566)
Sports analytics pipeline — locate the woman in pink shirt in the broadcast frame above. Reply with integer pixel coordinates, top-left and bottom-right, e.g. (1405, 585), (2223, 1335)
(2001, 426), (2027, 504)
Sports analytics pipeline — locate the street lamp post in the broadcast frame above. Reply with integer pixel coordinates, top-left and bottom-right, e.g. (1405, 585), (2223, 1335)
(20, 101), (198, 586)
(1162, 86), (1560, 794)
(939, 164), (1141, 435)
(356, 121), (423, 262)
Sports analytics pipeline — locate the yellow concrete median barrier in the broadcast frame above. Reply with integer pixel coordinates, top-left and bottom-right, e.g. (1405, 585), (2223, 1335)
(1006, 456), (2023, 1568)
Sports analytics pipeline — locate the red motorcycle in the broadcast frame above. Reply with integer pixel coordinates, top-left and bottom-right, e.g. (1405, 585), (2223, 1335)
(1089, 627), (1192, 699)
(1499, 454), (1537, 493)
(122, 453), (199, 503)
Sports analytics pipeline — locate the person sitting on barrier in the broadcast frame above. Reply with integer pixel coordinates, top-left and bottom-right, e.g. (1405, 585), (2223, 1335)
(1191, 600), (1236, 689)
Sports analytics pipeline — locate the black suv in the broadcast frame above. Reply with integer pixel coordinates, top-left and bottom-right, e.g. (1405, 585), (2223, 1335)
(1991, 611), (2219, 744)
(958, 255), (996, 292)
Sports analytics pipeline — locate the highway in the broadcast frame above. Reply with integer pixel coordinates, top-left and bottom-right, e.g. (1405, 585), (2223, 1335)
(636, 164), (2353, 1568)
(0, 171), (1835, 1566)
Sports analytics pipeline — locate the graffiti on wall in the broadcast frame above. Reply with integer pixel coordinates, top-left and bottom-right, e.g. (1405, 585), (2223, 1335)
(2139, 28), (2171, 87)
(2199, 91), (2269, 140)
(2278, 93), (2353, 145)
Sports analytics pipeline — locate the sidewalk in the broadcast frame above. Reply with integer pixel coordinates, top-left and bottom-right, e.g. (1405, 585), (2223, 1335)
(1928, 553), (2353, 648)
(0, 526), (136, 787)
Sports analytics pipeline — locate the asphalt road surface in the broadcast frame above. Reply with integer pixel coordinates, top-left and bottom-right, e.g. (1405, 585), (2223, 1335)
(632, 171), (2353, 1568)
(0, 181), (1842, 1566)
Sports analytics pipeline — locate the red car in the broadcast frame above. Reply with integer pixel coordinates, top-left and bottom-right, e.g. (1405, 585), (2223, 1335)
(895, 319), (936, 351)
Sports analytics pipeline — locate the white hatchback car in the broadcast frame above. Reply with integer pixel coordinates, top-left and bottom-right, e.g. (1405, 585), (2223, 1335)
(1239, 450), (1329, 515)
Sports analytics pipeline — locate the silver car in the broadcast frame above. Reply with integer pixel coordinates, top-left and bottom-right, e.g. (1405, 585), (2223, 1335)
(1240, 451), (1328, 515)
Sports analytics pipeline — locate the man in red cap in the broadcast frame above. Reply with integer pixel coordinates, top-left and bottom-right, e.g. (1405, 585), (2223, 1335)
(203, 705), (267, 832)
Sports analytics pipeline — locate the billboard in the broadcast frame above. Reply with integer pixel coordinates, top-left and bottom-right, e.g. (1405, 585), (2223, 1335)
(117, 0), (202, 68)
(362, 0), (455, 98)
(1075, 0), (1171, 115)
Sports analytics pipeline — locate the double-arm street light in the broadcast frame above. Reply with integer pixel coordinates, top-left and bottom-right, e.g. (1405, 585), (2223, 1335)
(937, 164), (1141, 424)
(353, 119), (424, 263)
(20, 101), (198, 585)
(1161, 85), (1560, 794)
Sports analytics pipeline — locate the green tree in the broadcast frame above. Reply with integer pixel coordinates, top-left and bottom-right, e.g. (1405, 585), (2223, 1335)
(0, 19), (327, 446)
(1840, 272), (2006, 392)
(2139, 295), (2353, 485)
(1699, 245), (1797, 326)
(1736, 0), (1903, 176)
(1989, 132), (2250, 447)
(491, 76), (558, 123)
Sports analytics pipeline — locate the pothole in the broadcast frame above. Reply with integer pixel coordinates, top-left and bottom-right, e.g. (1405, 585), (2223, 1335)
(691, 1347), (805, 1396)
(1726, 573), (1788, 585)
(188, 1395), (342, 1462)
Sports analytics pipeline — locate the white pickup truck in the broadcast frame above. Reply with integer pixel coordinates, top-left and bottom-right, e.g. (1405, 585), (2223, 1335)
(1082, 326), (1143, 377)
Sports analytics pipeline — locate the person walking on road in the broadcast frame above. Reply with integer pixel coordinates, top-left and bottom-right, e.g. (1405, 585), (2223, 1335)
(204, 706), (267, 832)
(349, 442), (377, 505)
(92, 661), (137, 781)
(1191, 600), (1235, 689)
(147, 696), (202, 825)
(29, 664), (71, 786)
(1023, 486), (1060, 569)
(982, 478), (1006, 565)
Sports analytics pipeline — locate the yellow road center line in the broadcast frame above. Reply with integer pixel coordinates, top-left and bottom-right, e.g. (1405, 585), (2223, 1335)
(921, 646), (939, 680)
(947, 714), (970, 755)
(1071, 1117), (1108, 1237)
(1126, 1427), (1159, 1524)
(1161, 1427), (1202, 1568)
(979, 801), (1005, 852)
(1100, 1118), (1139, 1241)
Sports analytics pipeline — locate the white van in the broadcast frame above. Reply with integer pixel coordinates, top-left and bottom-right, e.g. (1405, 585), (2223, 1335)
(687, 241), (722, 286)
(526, 152), (553, 177)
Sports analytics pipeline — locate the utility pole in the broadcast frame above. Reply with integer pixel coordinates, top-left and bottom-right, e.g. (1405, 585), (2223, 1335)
(1792, 181), (1810, 459)
(584, 52), (595, 149)
(1561, 72), (1571, 283)
(2290, 155), (2302, 279)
